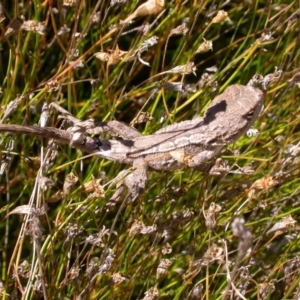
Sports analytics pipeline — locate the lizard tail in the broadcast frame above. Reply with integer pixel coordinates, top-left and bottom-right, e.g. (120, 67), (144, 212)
(0, 124), (73, 143)
(0, 124), (99, 155)
(0, 124), (132, 162)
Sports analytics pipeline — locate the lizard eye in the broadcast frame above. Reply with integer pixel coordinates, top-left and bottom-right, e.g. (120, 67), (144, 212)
(245, 110), (254, 120)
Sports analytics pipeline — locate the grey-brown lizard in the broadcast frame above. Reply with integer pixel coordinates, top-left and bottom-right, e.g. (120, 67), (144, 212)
(0, 70), (281, 203)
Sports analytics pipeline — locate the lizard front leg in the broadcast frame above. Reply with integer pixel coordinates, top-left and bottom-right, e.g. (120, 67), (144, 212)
(105, 158), (148, 209)
(126, 157), (148, 198)
(50, 102), (141, 140)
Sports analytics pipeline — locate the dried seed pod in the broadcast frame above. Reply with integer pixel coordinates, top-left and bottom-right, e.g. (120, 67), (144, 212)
(140, 224), (157, 234)
(82, 178), (103, 195)
(39, 176), (55, 191)
(204, 202), (222, 230)
(95, 52), (109, 62)
(63, 0), (78, 7)
(49, 177), (103, 202)
(21, 20), (46, 35)
(85, 227), (109, 247)
(91, 11), (101, 23)
(7, 205), (45, 218)
(132, 112), (153, 124)
(161, 243), (172, 254)
(57, 24), (70, 36)
(237, 164), (255, 175)
(63, 172), (78, 196)
(125, 36), (158, 66)
(168, 62), (197, 75)
(1, 96), (23, 122)
(170, 23), (189, 36)
(209, 158), (229, 175)
(122, 0), (165, 24)
(259, 67), (282, 89)
(129, 220), (145, 236)
(284, 257), (300, 287)
(17, 260), (31, 279)
(142, 287), (159, 300)
(188, 282), (203, 299)
(266, 215), (297, 235)
(198, 72), (214, 88)
(161, 81), (184, 92)
(258, 280), (275, 299)
(212, 10), (229, 23)
(90, 79), (100, 88)
(260, 31), (274, 42)
(7, 205), (35, 217)
(45, 79), (59, 92)
(199, 244), (224, 266)
(69, 48), (79, 58)
(246, 127), (259, 137)
(43, 140), (58, 172)
(68, 60), (84, 69)
(195, 39), (213, 54)
(136, 36), (159, 54)
(109, 273), (128, 285)
(108, 45), (127, 65)
(248, 175), (279, 197)
(89, 177), (105, 198)
(156, 259), (172, 279)
(86, 257), (100, 276)
(98, 249), (115, 274)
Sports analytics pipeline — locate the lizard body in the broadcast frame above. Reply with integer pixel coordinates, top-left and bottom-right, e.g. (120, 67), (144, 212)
(0, 71), (281, 203)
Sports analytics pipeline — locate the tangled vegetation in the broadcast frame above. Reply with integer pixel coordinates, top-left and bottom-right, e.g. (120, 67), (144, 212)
(0, 0), (300, 299)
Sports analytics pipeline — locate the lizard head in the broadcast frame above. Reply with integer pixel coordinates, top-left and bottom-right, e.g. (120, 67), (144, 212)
(204, 84), (264, 142)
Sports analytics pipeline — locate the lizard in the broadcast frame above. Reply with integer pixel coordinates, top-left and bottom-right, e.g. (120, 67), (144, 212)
(0, 70), (281, 205)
